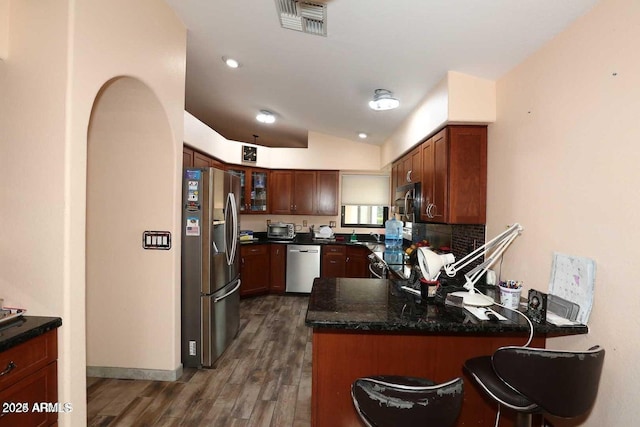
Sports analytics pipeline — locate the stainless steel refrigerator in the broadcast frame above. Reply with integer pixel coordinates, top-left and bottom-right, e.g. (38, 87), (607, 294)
(181, 167), (241, 368)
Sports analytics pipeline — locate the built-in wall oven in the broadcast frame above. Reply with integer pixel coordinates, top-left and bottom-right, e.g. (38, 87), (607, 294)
(395, 183), (421, 223)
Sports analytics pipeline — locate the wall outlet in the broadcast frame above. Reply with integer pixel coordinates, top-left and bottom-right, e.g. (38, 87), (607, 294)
(303, 220), (308, 227)
(189, 340), (197, 356)
(486, 269), (497, 285)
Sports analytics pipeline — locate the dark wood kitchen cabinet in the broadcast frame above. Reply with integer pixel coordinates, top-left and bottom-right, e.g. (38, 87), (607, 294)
(420, 126), (487, 224)
(322, 245), (369, 278)
(321, 245), (346, 278)
(183, 146), (225, 169)
(0, 328), (58, 427)
(240, 245), (270, 297)
(269, 244), (286, 294)
(393, 145), (422, 189)
(270, 170), (338, 215)
(346, 246), (369, 278)
(228, 166), (269, 214)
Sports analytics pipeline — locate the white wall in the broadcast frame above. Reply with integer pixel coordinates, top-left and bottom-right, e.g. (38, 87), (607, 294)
(184, 111), (383, 171)
(488, 0), (639, 424)
(381, 71), (496, 167)
(0, 1), (186, 425)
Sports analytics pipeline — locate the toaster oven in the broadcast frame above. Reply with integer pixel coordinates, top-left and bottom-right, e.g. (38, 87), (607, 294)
(267, 222), (296, 240)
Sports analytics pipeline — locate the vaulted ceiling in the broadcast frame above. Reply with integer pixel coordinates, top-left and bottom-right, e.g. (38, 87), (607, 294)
(166, 0), (598, 148)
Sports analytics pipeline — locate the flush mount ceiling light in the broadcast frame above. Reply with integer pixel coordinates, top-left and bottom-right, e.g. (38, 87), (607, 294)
(222, 56), (240, 68)
(275, 0), (327, 37)
(358, 132), (368, 139)
(256, 110), (276, 124)
(368, 89), (400, 111)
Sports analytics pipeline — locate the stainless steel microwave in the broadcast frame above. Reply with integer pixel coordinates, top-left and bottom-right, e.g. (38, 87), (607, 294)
(394, 183), (421, 223)
(267, 222), (296, 240)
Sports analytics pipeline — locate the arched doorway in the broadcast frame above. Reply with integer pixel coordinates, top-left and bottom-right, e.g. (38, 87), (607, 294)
(85, 76), (180, 379)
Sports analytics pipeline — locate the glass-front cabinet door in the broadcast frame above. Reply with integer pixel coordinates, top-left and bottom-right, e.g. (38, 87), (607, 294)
(228, 167), (268, 213)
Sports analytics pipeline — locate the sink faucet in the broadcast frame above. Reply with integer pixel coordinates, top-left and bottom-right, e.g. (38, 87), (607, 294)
(370, 232), (380, 242)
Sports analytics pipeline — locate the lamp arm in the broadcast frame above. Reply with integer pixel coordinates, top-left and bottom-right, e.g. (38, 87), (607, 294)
(443, 223), (522, 277)
(462, 229), (522, 292)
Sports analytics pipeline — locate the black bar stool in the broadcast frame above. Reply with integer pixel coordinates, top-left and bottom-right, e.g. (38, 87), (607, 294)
(351, 375), (463, 427)
(464, 345), (605, 427)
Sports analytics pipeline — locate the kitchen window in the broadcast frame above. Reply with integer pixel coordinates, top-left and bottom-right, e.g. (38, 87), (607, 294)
(340, 173), (390, 228)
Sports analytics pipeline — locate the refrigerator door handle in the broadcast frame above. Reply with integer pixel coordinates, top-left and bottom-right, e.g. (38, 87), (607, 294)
(214, 280), (241, 303)
(225, 192), (239, 266)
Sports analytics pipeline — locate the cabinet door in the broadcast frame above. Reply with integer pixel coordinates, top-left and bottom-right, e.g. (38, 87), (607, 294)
(240, 245), (270, 297)
(269, 244), (286, 293)
(420, 137), (435, 222)
(346, 246), (369, 278)
(183, 147), (194, 168)
(250, 169), (269, 213)
(401, 155), (413, 185)
(228, 168), (249, 213)
(447, 126), (487, 224)
(270, 170), (294, 214)
(431, 129), (449, 223)
(293, 170), (316, 214)
(410, 145), (422, 183)
(391, 161), (401, 191)
(322, 245), (346, 278)
(316, 171), (338, 215)
(194, 151), (211, 168)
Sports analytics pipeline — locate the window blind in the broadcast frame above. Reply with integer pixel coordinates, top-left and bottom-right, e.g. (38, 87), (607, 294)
(341, 174), (390, 206)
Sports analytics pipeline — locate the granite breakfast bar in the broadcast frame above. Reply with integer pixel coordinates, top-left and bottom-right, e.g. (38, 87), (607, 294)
(305, 277), (588, 427)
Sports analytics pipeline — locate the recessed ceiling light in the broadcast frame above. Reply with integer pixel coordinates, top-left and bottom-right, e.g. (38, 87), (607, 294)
(222, 57), (240, 68)
(256, 110), (275, 124)
(358, 132), (368, 139)
(368, 89), (399, 111)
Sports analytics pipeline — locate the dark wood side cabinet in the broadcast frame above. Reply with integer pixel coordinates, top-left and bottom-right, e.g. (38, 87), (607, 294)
(421, 125), (487, 224)
(345, 246), (369, 278)
(183, 146), (225, 169)
(240, 245), (270, 297)
(321, 245), (346, 278)
(269, 244), (286, 294)
(0, 326), (59, 427)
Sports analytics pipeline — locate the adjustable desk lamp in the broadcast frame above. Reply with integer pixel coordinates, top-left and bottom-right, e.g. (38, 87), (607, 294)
(417, 223), (523, 307)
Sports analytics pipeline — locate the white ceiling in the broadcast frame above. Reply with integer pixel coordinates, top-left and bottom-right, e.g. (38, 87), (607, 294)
(165, 0), (599, 148)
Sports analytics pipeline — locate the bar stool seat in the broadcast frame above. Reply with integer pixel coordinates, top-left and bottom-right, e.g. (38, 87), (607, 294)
(464, 345), (605, 427)
(351, 375), (463, 427)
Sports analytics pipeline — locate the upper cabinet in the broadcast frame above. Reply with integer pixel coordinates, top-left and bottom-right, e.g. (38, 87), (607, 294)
(227, 166), (269, 214)
(420, 126), (487, 224)
(270, 170), (338, 215)
(393, 145), (422, 189)
(183, 146), (225, 169)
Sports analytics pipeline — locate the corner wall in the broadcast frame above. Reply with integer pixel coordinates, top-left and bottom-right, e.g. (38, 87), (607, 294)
(488, 0), (640, 424)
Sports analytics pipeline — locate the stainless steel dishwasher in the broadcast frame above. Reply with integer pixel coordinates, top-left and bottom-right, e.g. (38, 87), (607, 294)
(286, 244), (321, 293)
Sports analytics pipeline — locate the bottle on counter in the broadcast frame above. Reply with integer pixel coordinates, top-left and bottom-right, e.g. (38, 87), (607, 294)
(384, 216), (402, 249)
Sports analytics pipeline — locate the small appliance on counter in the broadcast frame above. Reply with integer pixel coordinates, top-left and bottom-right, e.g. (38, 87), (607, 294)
(267, 222), (296, 240)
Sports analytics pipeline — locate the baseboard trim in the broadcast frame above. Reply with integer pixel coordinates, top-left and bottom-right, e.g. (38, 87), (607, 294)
(87, 364), (183, 382)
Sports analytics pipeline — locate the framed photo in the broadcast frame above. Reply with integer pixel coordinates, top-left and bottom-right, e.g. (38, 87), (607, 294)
(242, 145), (257, 163)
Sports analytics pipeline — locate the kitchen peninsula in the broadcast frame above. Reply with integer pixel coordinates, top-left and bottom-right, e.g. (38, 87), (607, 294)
(305, 277), (587, 427)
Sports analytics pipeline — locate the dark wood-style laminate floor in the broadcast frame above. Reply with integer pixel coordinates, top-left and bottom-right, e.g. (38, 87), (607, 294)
(87, 295), (313, 427)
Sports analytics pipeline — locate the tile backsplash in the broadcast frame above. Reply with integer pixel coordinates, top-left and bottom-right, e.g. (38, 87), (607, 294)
(411, 223), (486, 275)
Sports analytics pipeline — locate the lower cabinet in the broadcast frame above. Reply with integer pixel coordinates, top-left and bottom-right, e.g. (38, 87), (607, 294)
(0, 329), (58, 427)
(269, 244), (286, 294)
(322, 245), (370, 278)
(240, 245), (270, 297)
(321, 245), (346, 278)
(345, 246), (369, 278)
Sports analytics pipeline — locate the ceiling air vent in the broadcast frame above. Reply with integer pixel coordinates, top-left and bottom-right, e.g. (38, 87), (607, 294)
(275, 0), (327, 36)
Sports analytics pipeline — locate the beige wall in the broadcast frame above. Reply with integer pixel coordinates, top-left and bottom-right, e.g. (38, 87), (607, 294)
(0, 1), (185, 425)
(381, 71), (496, 167)
(0, 0), (7, 59)
(488, 0), (639, 424)
(184, 111), (383, 171)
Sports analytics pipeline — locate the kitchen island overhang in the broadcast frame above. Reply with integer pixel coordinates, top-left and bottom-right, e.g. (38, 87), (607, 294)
(305, 277), (588, 427)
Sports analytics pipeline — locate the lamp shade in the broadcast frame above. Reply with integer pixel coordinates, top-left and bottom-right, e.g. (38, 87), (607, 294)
(417, 247), (455, 281)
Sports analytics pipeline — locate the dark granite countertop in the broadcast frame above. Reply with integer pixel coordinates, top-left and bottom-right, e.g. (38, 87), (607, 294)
(0, 315), (62, 353)
(305, 277), (588, 337)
